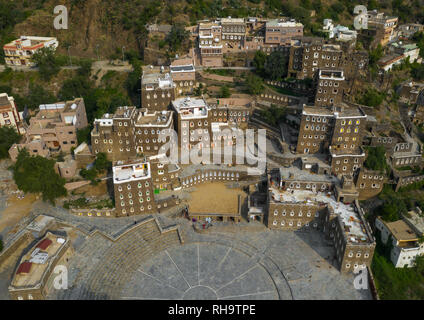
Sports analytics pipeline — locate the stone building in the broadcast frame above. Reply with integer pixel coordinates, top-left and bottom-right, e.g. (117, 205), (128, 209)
(171, 97), (211, 152)
(112, 160), (156, 216)
(296, 103), (367, 169)
(9, 232), (71, 300)
(265, 19), (303, 46)
(375, 218), (424, 268)
(313, 69), (345, 107)
(397, 81), (424, 105)
(287, 38), (343, 80)
(170, 57), (197, 95)
(266, 171), (375, 273)
(198, 21), (223, 67)
(91, 106), (174, 161)
(0, 93), (24, 134)
(3, 36), (58, 67)
(366, 10), (398, 47)
(8, 98), (88, 161)
(141, 66), (176, 111)
(354, 168), (385, 199)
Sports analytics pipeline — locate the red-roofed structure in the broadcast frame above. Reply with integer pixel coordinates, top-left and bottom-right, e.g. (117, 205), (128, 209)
(16, 261), (32, 275)
(36, 238), (52, 250)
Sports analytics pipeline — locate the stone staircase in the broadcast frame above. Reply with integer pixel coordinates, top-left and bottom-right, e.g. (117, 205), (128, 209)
(70, 219), (182, 299)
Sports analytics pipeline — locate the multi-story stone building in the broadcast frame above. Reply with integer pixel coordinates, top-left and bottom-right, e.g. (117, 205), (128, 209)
(366, 10), (398, 47)
(3, 36), (58, 67)
(113, 160), (156, 216)
(375, 218), (424, 268)
(141, 66), (176, 111)
(91, 106), (174, 161)
(171, 97), (211, 152)
(296, 103), (367, 176)
(221, 17), (246, 51)
(198, 21), (223, 67)
(314, 69), (345, 106)
(9, 98), (88, 161)
(0, 93), (24, 134)
(397, 81), (424, 105)
(267, 169), (375, 273)
(170, 57), (197, 95)
(265, 19), (303, 46)
(354, 168), (385, 199)
(288, 38), (343, 80)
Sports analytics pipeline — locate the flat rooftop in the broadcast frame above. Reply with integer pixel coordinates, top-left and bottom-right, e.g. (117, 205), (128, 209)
(383, 219), (418, 242)
(269, 187), (370, 242)
(403, 209), (424, 236)
(113, 161), (151, 184)
(135, 109), (172, 127)
(278, 166), (338, 184)
(172, 97), (209, 119)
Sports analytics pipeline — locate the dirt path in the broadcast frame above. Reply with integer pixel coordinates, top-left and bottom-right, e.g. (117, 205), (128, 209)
(0, 194), (37, 235)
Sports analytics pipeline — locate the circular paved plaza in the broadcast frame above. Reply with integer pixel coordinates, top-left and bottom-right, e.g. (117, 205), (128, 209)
(120, 243), (281, 300)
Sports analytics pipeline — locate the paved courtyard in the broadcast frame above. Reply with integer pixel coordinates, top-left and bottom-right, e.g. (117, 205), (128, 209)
(0, 195), (373, 300)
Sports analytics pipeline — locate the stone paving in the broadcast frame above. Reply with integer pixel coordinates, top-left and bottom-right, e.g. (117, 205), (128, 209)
(0, 196), (372, 300)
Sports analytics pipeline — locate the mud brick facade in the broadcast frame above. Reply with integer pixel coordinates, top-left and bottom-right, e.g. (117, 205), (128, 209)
(354, 168), (385, 199)
(91, 107), (174, 161)
(141, 66), (176, 111)
(314, 69), (345, 107)
(113, 160), (156, 216)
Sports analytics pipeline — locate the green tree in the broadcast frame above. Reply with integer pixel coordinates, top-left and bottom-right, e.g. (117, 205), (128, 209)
(31, 47), (60, 81)
(360, 88), (384, 107)
(364, 146), (389, 173)
(253, 50), (267, 76)
(165, 24), (189, 53)
(246, 74), (264, 95)
(219, 85), (231, 98)
(12, 149), (67, 204)
(93, 152), (111, 173)
(264, 51), (288, 80)
(0, 126), (20, 159)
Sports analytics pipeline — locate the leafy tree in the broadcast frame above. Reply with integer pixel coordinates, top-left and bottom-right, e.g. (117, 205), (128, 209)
(15, 83), (56, 110)
(31, 47), (60, 81)
(410, 62), (424, 81)
(360, 88), (384, 107)
(93, 152), (111, 173)
(165, 24), (189, 53)
(12, 149), (67, 204)
(77, 126), (92, 145)
(253, 50), (267, 76)
(369, 44), (384, 66)
(260, 104), (286, 126)
(264, 51), (288, 81)
(364, 146), (389, 173)
(246, 74), (264, 95)
(0, 126), (20, 159)
(219, 85), (231, 98)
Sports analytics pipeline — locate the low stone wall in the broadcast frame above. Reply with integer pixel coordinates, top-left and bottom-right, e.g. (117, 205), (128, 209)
(0, 232), (33, 267)
(181, 170), (244, 188)
(70, 208), (116, 217)
(258, 91), (303, 106)
(64, 180), (91, 191)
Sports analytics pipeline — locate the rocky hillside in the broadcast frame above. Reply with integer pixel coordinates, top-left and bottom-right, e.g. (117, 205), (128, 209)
(2, 0), (424, 61)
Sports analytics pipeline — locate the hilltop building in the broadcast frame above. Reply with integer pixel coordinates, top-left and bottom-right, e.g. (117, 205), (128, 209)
(3, 36), (58, 67)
